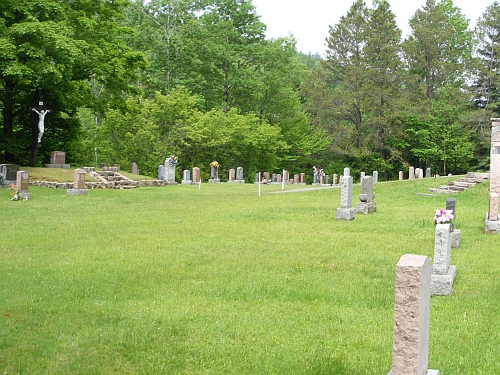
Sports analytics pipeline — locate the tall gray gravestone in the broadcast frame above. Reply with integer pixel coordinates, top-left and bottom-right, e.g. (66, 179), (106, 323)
(181, 170), (192, 184)
(430, 224), (456, 296)
(336, 169), (355, 221)
(373, 170), (378, 183)
(485, 118), (500, 233)
(164, 156), (177, 184)
(235, 167), (245, 183)
(157, 164), (164, 180)
(356, 176), (376, 214)
(426, 167), (431, 178)
(388, 254), (439, 375)
(446, 197), (461, 248)
(130, 162), (139, 175)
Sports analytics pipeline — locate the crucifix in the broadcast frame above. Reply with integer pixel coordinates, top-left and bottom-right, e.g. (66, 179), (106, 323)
(31, 102), (50, 143)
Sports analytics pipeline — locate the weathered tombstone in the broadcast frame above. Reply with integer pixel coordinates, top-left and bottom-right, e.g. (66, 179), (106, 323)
(209, 162), (220, 183)
(360, 171), (365, 180)
(446, 197), (461, 248)
(228, 169), (235, 183)
(283, 170), (289, 184)
(356, 176), (376, 214)
(373, 170), (378, 183)
(235, 167), (245, 183)
(409, 166), (415, 180)
(485, 118), (500, 233)
(399, 171), (404, 181)
(319, 174), (324, 185)
(0, 164), (20, 184)
(15, 171), (30, 199)
(181, 170), (192, 184)
(415, 168), (421, 179)
(277, 174), (282, 183)
(46, 151), (70, 168)
(164, 156), (177, 184)
(325, 175), (330, 185)
(271, 173), (277, 183)
(294, 174), (299, 184)
(336, 174), (355, 221)
(130, 162), (139, 175)
(343, 167), (350, 177)
(333, 174), (338, 185)
(300, 172), (306, 185)
(192, 167), (200, 183)
(255, 172), (260, 184)
(430, 224), (456, 296)
(388, 254), (439, 375)
(426, 167), (431, 178)
(157, 164), (164, 180)
(418, 169), (424, 179)
(66, 168), (88, 195)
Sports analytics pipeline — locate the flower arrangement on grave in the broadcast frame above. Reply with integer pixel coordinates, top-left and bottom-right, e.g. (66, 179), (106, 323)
(9, 184), (26, 201)
(434, 208), (454, 225)
(312, 166), (325, 176)
(210, 161), (220, 168)
(167, 155), (178, 167)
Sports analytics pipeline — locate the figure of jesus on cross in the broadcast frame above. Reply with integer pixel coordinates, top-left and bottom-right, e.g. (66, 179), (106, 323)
(32, 108), (50, 143)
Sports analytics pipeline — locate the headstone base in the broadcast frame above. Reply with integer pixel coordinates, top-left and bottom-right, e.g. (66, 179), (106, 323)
(484, 212), (500, 233)
(228, 180), (245, 183)
(19, 192), (31, 200)
(1, 180), (16, 186)
(431, 265), (456, 296)
(208, 179), (220, 183)
(46, 164), (70, 168)
(321, 184), (331, 187)
(312, 183), (321, 186)
(336, 207), (355, 221)
(388, 370), (439, 375)
(66, 188), (88, 195)
(355, 202), (376, 214)
(451, 229), (461, 248)
(181, 180), (192, 185)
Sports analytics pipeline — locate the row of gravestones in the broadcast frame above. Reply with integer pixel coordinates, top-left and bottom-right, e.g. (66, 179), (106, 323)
(5, 168), (89, 198)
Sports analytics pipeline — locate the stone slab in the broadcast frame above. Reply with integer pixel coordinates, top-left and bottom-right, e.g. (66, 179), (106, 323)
(66, 188), (88, 195)
(433, 224), (451, 275)
(484, 212), (500, 233)
(336, 207), (355, 221)
(355, 202), (376, 214)
(431, 265), (456, 296)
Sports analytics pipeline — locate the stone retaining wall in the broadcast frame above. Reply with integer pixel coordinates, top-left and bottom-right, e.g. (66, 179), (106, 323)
(29, 180), (172, 189)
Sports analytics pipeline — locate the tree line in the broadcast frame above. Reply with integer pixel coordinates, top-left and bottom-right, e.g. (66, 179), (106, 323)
(1, 0), (499, 181)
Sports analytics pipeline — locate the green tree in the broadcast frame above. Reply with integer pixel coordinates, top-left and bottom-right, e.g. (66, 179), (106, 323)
(0, 0), (146, 166)
(403, 0), (472, 107)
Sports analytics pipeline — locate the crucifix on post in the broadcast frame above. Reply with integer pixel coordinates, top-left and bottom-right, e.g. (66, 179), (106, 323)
(31, 102), (50, 143)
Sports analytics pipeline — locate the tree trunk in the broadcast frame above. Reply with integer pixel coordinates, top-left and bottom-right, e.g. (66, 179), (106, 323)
(30, 89), (42, 167)
(2, 80), (15, 162)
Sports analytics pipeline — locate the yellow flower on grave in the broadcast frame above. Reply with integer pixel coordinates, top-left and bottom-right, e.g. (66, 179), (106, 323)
(210, 161), (220, 168)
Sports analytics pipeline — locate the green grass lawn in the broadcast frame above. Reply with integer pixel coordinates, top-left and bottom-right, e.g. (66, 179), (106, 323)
(0, 177), (498, 374)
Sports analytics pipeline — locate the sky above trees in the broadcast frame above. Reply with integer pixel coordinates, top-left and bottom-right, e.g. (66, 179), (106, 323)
(252, 0), (495, 55)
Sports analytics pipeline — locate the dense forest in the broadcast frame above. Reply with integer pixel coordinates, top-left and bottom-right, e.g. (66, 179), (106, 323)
(1, 0), (500, 181)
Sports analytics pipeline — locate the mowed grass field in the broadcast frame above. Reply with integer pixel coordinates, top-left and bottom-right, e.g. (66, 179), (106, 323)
(0, 175), (499, 374)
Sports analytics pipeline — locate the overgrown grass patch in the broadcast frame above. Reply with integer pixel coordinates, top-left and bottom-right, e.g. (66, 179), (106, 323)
(1, 177), (499, 374)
